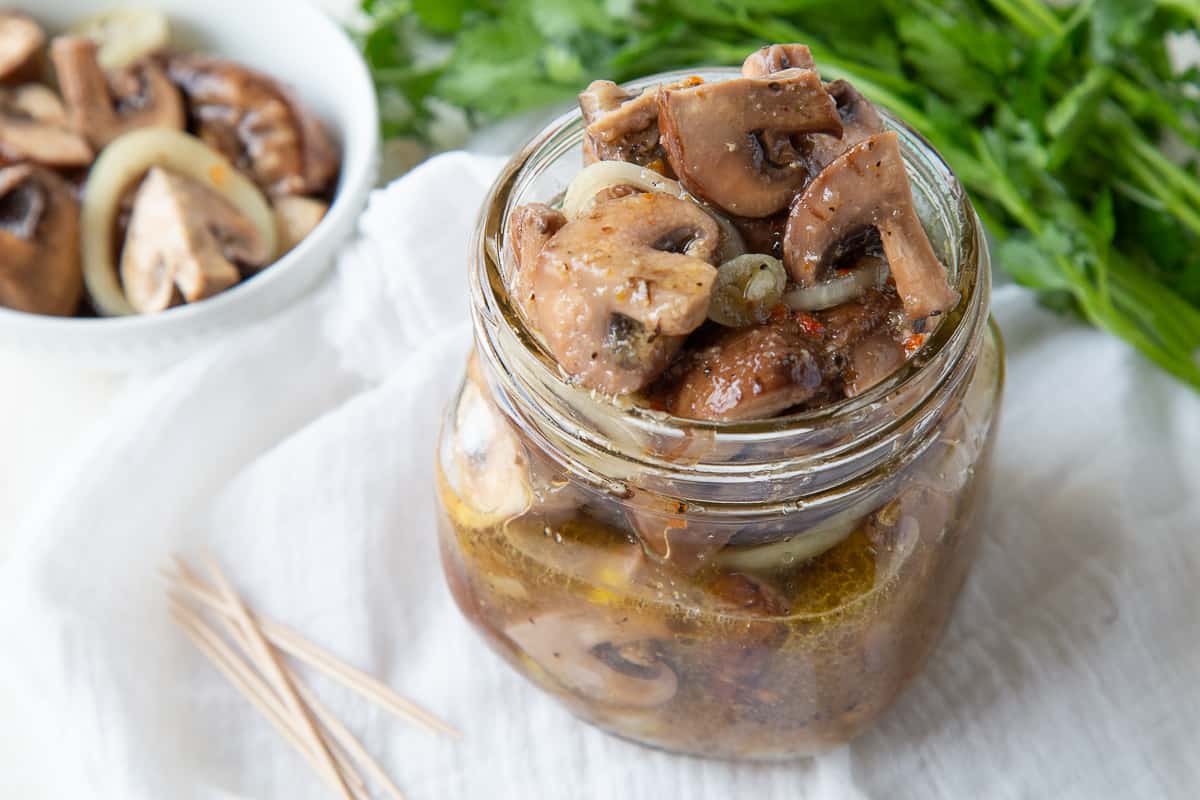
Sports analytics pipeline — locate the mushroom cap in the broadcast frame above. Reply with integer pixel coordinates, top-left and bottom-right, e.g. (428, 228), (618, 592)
(657, 313), (827, 421)
(0, 13), (44, 84)
(0, 84), (94, 168)
(513, 192), (721, 395)
(166, 54), (339, 197)
(783, 132), (959, 320)
(658, 69), (843, 218)
(119, 166), (270, 313)
(0, 164), (82, 316)
(741, 44), (815, 77)
(50, 35), (185, 150)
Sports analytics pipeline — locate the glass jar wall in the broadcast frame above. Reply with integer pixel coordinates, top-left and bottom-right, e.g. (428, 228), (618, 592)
(435, 69), (1004, 760)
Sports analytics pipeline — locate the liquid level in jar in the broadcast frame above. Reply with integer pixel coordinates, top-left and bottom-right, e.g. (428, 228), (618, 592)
(436, 330), (1000, 758)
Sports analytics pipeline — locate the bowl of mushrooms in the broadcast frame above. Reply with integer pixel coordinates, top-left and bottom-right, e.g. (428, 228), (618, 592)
(0, 0), (378, 364)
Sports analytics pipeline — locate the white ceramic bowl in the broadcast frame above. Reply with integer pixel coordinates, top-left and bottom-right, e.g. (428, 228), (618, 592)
(0, 0), (379, 366)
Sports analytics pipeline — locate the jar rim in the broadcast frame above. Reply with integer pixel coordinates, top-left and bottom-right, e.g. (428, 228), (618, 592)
(469, 67), (991, 497)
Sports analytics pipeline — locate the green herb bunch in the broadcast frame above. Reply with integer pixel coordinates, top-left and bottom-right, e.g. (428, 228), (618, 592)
(360, 0), (1200, 389)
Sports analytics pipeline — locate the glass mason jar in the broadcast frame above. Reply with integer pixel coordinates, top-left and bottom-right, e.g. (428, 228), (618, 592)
(436, 69), (1004, 760)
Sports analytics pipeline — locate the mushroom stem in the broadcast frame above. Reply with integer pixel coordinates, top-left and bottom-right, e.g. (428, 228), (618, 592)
(783, 132), (959, 321)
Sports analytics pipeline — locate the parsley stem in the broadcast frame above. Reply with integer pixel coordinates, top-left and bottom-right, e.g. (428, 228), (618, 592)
(1116, 145), (1200, 237)
(983, 0), (1063, 38)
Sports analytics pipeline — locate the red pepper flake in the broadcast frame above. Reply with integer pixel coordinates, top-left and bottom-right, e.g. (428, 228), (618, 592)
(904, 334), (926, 355)
(798, 314), (825, 337)
(768, 303), (790, 322)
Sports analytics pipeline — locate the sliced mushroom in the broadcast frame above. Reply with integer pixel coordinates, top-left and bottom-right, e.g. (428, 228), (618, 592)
(273, 195), (328, 253)
(508, 202), (566, 282)
(808, 79), (885, 169)
(0, 164), (81, 315)
(783, 132), (959, 320)
(579, 80), (662, 166)
(560, 159), (747, 261)
(81, 128), (277, 316)
(0, 85), (93, 168)
(845, 330), (907, 397)
(0, 13), (43, 85)
(120, 166), (270, 313)
(512, 193), (720, 394)
(50, 35), (184, 150)
(658, 69), (842, 218)
(167, 55), (338, 196)
(741, 44), (815, 78)
(657, 313), (829, 421)
(505, 610), (678, 709)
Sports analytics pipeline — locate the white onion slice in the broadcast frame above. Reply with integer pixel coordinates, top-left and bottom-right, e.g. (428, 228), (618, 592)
(708, 254), (787, 327)
(562, 160), (685, 217)
(69, 8), (170, 70)
(716, 510), (860, 572)
(783, 255), (890, 312)
(561, 159), (746, 261)
(82, 128), (279, 316)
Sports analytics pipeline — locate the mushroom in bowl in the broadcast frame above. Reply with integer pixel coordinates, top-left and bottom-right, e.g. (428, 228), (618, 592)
(0, 0), (374, 340)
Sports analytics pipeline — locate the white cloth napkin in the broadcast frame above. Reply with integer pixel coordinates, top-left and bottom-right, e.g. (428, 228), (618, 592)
(2, 152), (1198, 800)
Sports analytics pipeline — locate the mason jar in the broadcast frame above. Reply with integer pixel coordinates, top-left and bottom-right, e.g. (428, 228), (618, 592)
(435, 69), (1004, 760)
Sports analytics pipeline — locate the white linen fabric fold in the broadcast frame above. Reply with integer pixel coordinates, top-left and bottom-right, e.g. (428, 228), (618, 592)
(1, 152), (1197, 799)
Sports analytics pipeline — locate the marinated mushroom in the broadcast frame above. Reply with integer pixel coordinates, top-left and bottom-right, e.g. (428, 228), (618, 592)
(0, 13), (43, 84)
(508, 202), (566, 276)
(505, 610), (678, 709)
(120, 166), (271, 313)
(513, 192), (721, 394)
(740, 43), (815, 78)
(783, 132), (959, 321)
(579, 80), (664, 167)
(51, 36), (184, 150)
(658, 69), (842, 218)
(0, 84), (93, 167)
(808, 79), (885, 169)
(845, 330), (907, 397)
(560, 159), (747, 261)
(167, 55), (338, 197)
(655, 313), (828, 421)
(0, 164), (81, 315)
